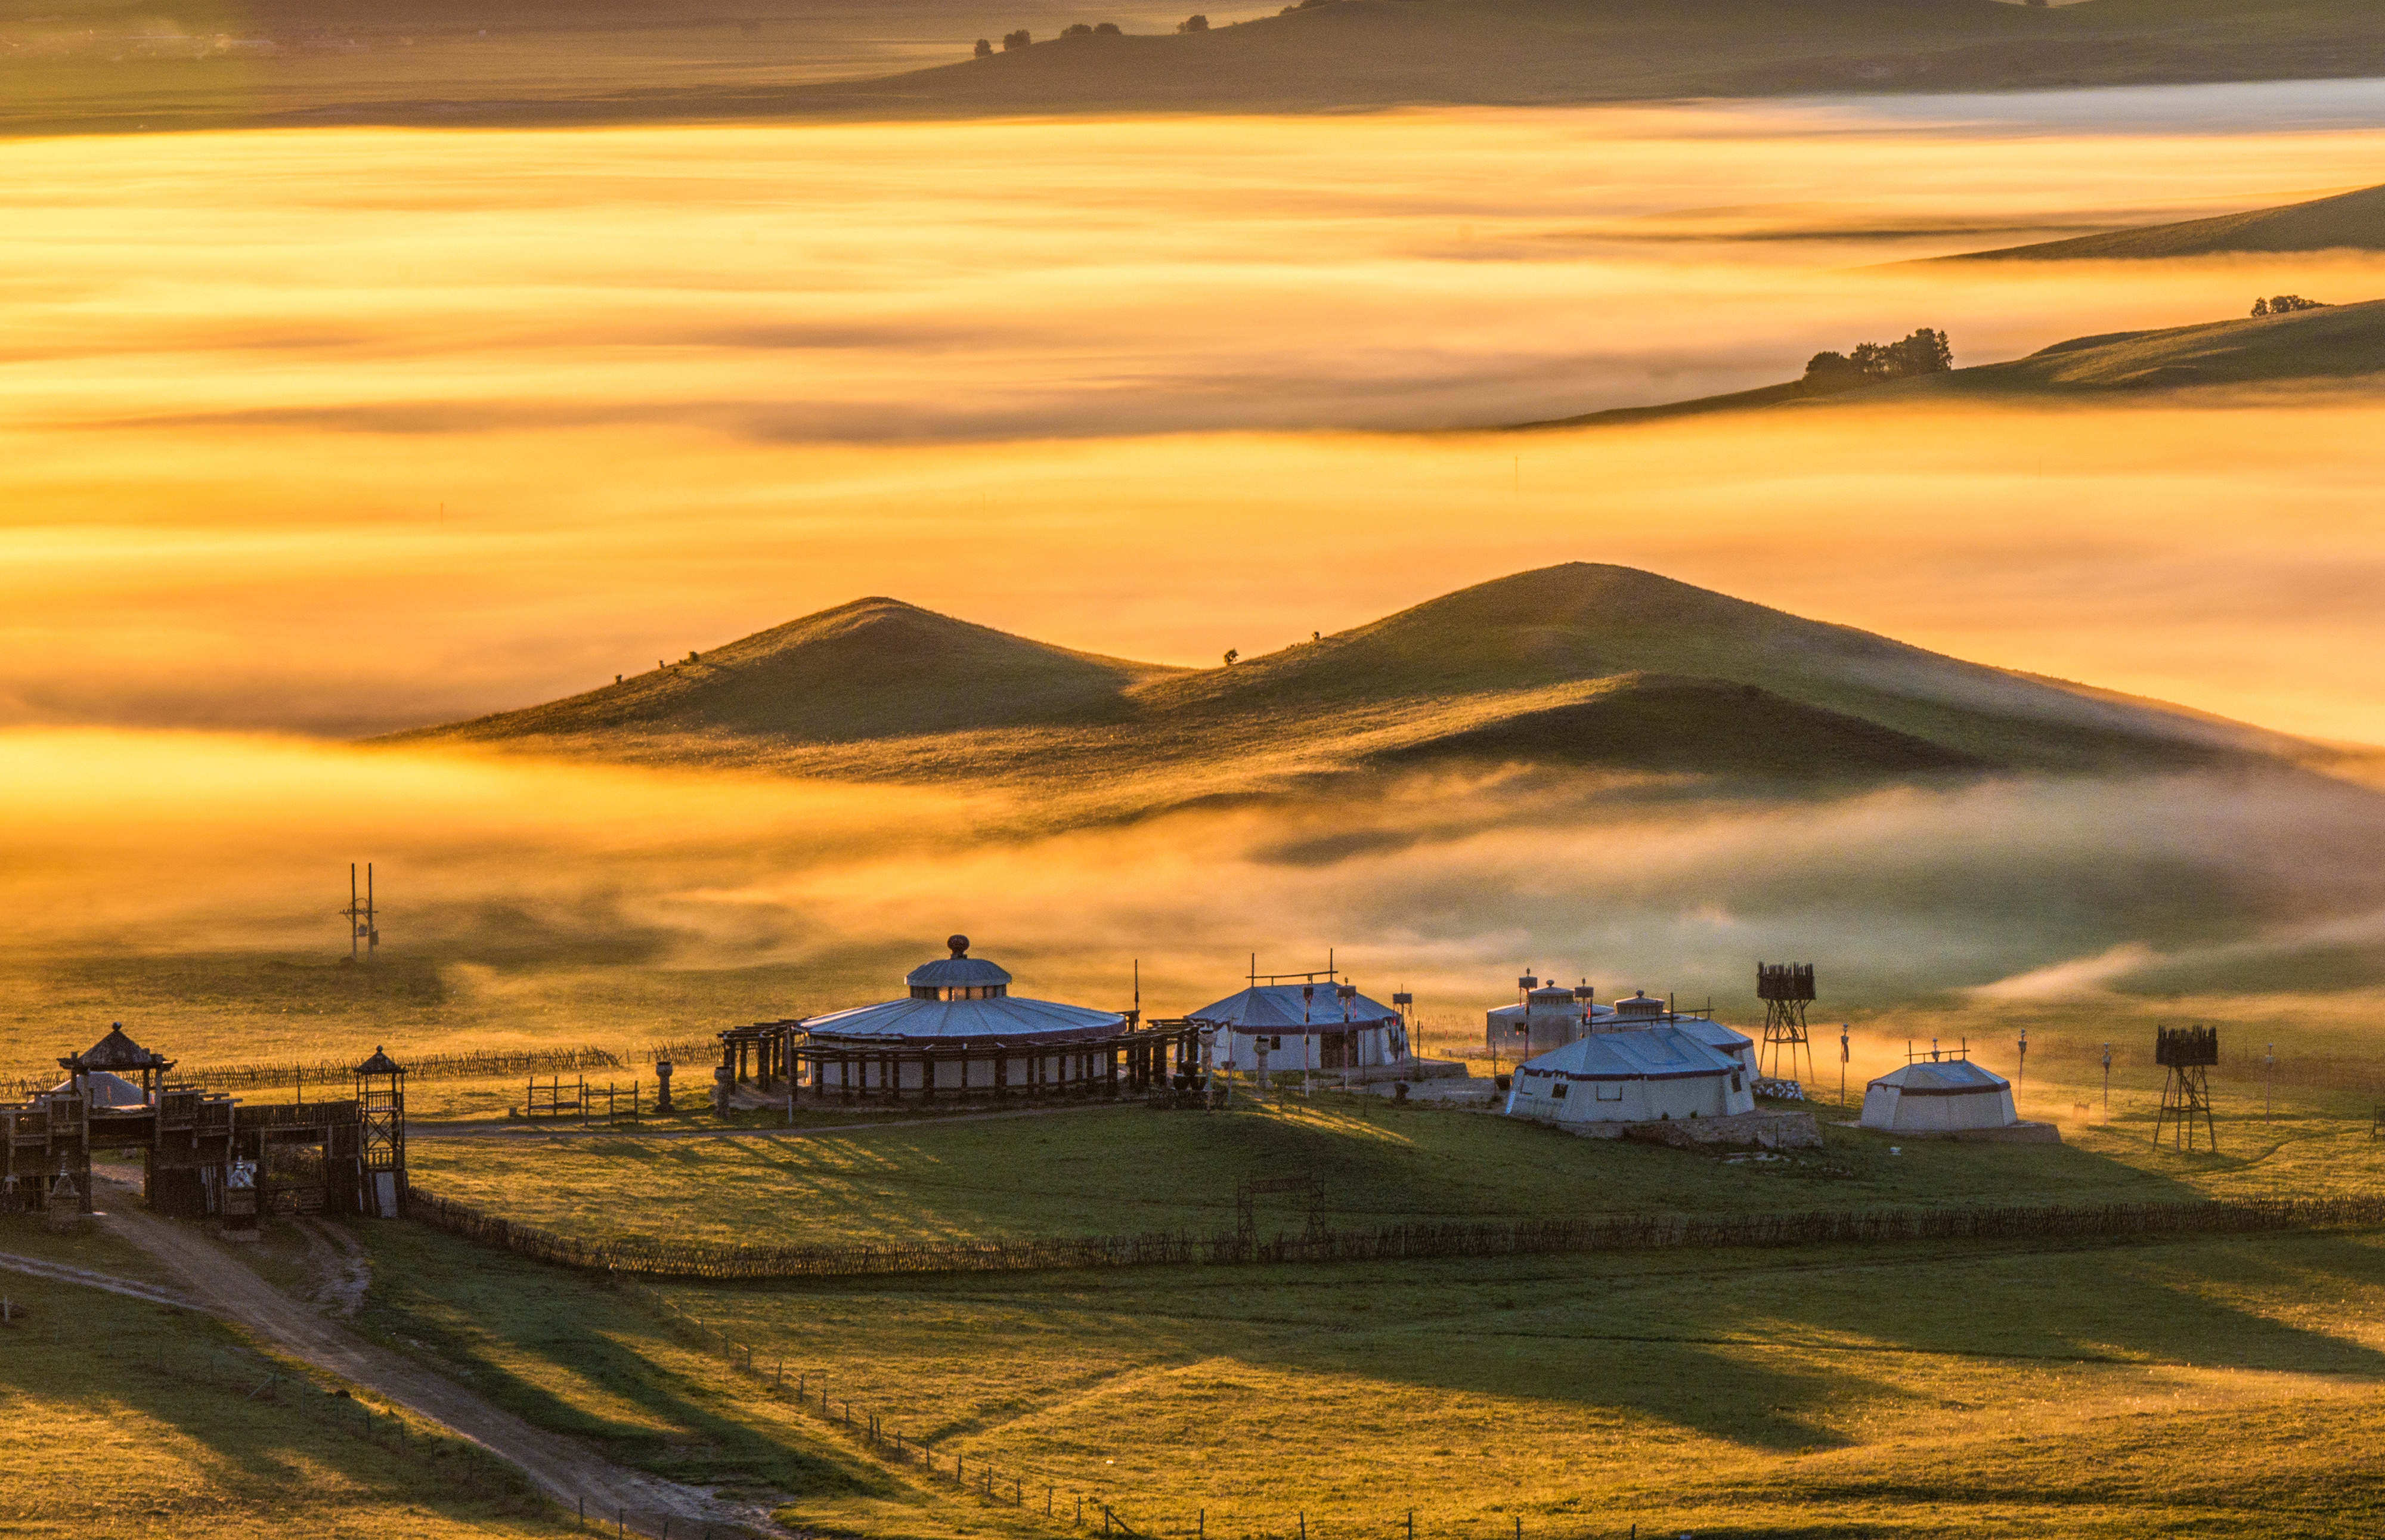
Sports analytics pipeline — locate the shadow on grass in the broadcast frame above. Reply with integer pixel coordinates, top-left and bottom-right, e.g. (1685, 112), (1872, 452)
(0, 1222), (563, 1535)
(359, 1221), (899, 1501)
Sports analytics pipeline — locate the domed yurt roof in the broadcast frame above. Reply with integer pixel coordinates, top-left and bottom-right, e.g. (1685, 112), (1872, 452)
(1868, 1058), (2008, 1095)
(1521, 1025), (1739, 1081)
(1187, 982), (1401, 1030)
(1612, 991), (1666, 1018)
(803, 938), (1122, 1046)
(905, 935), (1014, 991)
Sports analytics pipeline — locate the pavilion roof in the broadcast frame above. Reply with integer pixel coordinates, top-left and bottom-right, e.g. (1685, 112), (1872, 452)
(62, 1024), (171, 1073)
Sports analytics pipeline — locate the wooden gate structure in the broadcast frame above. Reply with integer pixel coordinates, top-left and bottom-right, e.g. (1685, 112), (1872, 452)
(0, 1027), (408, 1222)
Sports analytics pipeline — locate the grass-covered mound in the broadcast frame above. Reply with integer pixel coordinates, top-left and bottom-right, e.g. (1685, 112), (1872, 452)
(394, 563), (2304, 805)
(1941, 181), (2385, 262)
(1520, 300), (2385, 431)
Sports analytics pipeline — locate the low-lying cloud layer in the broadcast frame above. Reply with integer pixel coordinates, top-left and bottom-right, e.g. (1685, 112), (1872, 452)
(6, 100), (2385, 741)
(7, 732), (2383, 1025)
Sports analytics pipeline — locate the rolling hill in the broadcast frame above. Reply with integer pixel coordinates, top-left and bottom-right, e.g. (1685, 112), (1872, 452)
(1939, 181), (2385, 262)
(1513, 298), (2385, 430)
(778, 0), (2385, 121)
(393, 564), (2317, 815)
(13, 0), (2385, 134)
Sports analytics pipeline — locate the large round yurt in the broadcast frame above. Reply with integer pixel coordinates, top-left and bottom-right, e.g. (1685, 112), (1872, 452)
(1859, 1056), (2017, 1134)
(1503, 1017), (1755, 1127)
(1189, 974), (1407, 1080)
(794, 936), (1172, 1100)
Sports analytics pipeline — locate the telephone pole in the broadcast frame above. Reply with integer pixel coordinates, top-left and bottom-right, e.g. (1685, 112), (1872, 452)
(343, 863), (380, 962)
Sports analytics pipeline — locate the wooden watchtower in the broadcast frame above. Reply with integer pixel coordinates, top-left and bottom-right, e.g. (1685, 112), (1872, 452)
(2154, 1025), (2219, 1152)
(1756, 962), (1816, 1083)
(354, 1046), (408, 1217)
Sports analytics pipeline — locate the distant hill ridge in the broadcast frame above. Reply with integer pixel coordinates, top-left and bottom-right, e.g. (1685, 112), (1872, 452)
(1513, 299), (2385, 430)
(1938, 182), (2385, 262)
(776, 0), (2385, 122)
(394, 565), (2313, 808)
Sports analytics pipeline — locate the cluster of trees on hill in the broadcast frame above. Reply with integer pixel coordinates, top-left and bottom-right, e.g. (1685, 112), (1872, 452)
(977, 21), (1123, 52)
(2251, 295), (2328, 315)
(1801, 328), (1953, 393)
(1179, 14), (1209, 30)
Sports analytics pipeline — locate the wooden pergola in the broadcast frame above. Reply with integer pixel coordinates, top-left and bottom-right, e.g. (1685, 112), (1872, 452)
(718, 1020), (797, 1088)
(772, 1014), (1201, 1105)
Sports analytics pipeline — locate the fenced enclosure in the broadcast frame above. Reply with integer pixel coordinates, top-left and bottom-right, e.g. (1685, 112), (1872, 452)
(405, 1186), (2385, 1284)
(521, 1076), (644, 1123)
(4, 1042), (624, 1101)
(627, 1281), (1653, 1540)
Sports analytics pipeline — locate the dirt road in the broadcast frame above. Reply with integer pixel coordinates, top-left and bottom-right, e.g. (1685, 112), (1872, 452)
(91, 1177), (779, 1538)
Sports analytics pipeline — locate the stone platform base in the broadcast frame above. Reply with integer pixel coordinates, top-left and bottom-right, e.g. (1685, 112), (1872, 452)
(1836, 1119), (2063, 1144)
(1557, 1108), (1824, 1150)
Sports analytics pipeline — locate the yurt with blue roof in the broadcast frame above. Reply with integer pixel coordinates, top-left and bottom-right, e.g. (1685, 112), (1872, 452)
(1503, 990), (1757, 1127)
(1188, 970), (1408, 1080)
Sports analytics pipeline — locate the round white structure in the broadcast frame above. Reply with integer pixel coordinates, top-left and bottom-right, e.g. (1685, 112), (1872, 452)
(1504, 1010), (1756, 1127)
(1190, 977), (1407, 1079)
(1860, 1057), (2017, 1134)
(790, 936), (1182, 1100)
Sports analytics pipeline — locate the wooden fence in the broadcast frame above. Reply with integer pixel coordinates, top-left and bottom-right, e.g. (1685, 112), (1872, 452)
(402, 1188), (2385, 1283)
(0, 1043), (628, 1101)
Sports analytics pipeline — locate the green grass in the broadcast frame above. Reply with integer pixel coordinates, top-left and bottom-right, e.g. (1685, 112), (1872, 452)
(355, 1222), (1063, 1540)
(0, 1217), (566, 1538)
(352, 1212), (2385, 1540)
(404, 1056), (2385, 1253)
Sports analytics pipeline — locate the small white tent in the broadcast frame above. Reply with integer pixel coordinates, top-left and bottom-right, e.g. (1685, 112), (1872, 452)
(1860, 1058), (2017, 1134)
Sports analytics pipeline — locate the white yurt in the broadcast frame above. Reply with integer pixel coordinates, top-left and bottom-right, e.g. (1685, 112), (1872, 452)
(1485, 975), (1612, 1059)
(1190, 975), (1407, 1078)
(1860, 1056), (2018, 1134)
(1504, 1020), (1755, 1127)
(800, 936), (1129, 1095)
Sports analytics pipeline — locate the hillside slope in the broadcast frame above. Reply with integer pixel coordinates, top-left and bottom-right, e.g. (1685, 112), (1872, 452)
(785, 0), (2385, 120)
(13, 0), (2385, 134)
(1514, 299), (2385, 430)
(407, 597), (1184, 745)
(1898, 298), (2385, 395)
(1940, 182), (2385, 262)
(395, 565), (2312, 811)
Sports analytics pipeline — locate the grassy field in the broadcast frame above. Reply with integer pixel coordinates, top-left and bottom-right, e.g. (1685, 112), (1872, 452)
(401, 1049), (2385, 1251)
(346, 1214), (2385, 1540)
(0, 1219), (567, 1539)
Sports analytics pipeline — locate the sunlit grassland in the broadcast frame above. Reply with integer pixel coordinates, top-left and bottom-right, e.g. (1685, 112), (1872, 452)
(0, 1221), (566, 1539)
(351, 1213), (2385, 1540)
(399, 1052), (2385, 1250)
